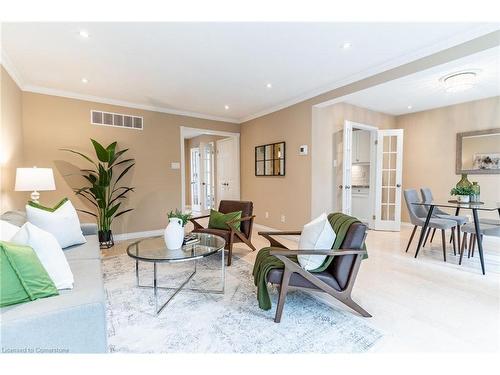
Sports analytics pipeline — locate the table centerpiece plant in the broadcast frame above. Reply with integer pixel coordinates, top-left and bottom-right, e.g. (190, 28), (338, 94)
(450, 186), (474, 203)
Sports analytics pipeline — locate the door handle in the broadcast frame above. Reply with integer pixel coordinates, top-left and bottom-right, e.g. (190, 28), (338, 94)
(339, 185), (343, 189)
(345, 185), (351, 189)
(396, 184), (401, 188)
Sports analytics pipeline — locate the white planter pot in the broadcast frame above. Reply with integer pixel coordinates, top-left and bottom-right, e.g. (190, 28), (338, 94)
(164, 218), (184, 249)
(456, 195), (470, 203)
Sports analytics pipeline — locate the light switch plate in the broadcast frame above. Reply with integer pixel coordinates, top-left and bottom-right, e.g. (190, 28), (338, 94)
(171, 162), (180, 169)
(299, 145), (308, 155)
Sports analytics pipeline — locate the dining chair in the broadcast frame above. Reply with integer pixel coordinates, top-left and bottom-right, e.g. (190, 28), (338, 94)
(459, 223), (500, 265)
(420, 187), (468, 250)
(403, 189), (457, 261)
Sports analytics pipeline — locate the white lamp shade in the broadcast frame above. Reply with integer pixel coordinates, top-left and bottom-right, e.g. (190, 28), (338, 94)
(15, 167), (56, 192)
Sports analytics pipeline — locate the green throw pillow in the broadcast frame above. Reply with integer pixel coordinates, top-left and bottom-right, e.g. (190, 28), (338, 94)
(27, 197), (68, 212)
(0, 241), (58, 307)
(208, 210), (242, 231)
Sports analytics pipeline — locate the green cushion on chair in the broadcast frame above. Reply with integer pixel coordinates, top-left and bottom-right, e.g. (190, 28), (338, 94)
(208, 209), (242, 231)
(0, 241), (59, 307)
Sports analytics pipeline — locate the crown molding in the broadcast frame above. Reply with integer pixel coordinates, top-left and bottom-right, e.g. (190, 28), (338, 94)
(238, 25), (500, 123)
(0, 49), (24, 89)
(22, 85), (240, 124)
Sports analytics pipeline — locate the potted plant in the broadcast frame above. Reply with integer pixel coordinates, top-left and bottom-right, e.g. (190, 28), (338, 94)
(62, 139), (135, 248)
(164, 210), (192, 249)
(450, 186), (474, 203)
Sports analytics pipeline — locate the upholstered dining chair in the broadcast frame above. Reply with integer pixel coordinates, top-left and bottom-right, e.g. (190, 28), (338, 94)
(420, 187), (468, 250)
(459, 222), (500, 265)
(403, 189), (457, 261)
(190, 200), (256, 266)
(259, 221), (370, 323)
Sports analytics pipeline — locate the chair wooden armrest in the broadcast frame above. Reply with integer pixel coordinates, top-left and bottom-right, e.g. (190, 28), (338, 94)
(189, 214), (211, 230)
(258, 230), (302, 249)
(270, 248), (367, 257)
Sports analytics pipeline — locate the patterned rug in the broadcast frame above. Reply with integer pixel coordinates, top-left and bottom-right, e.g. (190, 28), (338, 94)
(103, 253), (382, 353)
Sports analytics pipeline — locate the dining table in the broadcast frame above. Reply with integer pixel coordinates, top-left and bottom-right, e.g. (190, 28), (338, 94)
(411, 200), (500, 275)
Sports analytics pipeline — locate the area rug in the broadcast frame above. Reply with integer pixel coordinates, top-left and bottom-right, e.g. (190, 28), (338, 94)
(103, 253), (382, 353)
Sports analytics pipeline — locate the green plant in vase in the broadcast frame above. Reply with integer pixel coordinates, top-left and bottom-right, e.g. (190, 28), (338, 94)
(167, 209), (192, 227)
(61, 139), (135, 248)
(450, 186), (474, 203)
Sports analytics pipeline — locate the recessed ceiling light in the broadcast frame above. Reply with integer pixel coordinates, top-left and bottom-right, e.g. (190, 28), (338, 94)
(407, 105), (413, 110)
(266, 83), (272, 89)
(440, 70), (479, 93)
(79, 30), (90, 38)
(81, 78), (89, 84)
(341, 42), (352, 50)
(224, 105), (229, 110)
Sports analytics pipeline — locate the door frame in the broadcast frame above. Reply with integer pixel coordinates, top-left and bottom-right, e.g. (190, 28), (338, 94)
(343, 121), (379, 229)
(180, 126), (240, 214)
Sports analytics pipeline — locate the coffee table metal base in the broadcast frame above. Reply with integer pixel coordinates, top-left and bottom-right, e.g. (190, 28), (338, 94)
(135, 248), (225, 315)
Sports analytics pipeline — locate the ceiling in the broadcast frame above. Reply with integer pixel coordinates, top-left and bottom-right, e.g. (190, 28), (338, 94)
(1, 23), (499, 123)
(340, 46), (500, 115)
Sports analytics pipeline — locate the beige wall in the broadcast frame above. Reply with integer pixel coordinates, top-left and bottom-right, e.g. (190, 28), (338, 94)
(397, 96), (500, 222)
(0, 66), (25, 212)
(311, 102), (396, 218)
(240, 101), (313, 229)
(21, 92), (239, 234)
(184, 134), (226, 206)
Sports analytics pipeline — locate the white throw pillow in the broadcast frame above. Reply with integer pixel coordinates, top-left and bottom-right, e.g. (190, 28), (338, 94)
(26, 198), (86, 248)
(11, 222), (74, 289)
(0, 220), (20, 241)
(297, 213), (336, 271)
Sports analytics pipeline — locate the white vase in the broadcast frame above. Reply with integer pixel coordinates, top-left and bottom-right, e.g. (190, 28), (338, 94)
(164, 218), (184, 249)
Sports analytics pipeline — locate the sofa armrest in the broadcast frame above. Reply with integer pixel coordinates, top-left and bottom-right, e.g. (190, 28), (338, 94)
(81, 223), (98, 236)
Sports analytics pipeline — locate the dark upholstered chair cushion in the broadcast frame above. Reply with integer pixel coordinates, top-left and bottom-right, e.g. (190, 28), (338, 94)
(218, 200), (253, 237)
(328, 222), (366, 290)
(266, 221), (367, 292)
(191, 227), (231, 245)
(267, 268), (341, 291)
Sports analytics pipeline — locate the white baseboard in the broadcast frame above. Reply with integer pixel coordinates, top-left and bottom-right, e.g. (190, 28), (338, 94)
(114, 229), (164, 241)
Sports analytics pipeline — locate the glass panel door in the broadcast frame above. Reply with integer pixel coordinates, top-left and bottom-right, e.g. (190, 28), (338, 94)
(201, 142), (215, 211)
(374, 129), (404, 231)
(190, 147), (201, 211)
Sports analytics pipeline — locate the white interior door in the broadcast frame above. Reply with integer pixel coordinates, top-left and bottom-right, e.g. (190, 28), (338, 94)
(190, 147), (201, 211)
(216, 137), (240, 205)
(374, 129), (404, 231)
(341, 121), (353, 215)
(200, 142), (215, 212)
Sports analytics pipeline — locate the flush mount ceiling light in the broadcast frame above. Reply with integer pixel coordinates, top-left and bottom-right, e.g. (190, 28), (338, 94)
(341, 41), (352, 50)
(224, 105), (229, 110)
(440, 70), (480, 93)
(266, 83), (272, 89)
(81, 78), (88, 84)
(79, 30), (90, 38)
(407, 105), (413, 110)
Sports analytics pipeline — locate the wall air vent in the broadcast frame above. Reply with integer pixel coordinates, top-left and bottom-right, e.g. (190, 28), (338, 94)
(90, 110), (143, 130)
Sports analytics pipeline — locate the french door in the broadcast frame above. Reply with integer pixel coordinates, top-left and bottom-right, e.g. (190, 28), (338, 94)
(374, 129), (404, 231)
(190, 147), (201, 211)
(337, 121), (353, 215)
(200, 142), (215, 212)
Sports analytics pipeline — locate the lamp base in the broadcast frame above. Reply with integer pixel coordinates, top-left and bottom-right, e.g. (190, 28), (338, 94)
(30, 191), (40, 204)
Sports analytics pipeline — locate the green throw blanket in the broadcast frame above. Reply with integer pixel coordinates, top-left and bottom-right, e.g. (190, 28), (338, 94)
(252, 213), (366, 310)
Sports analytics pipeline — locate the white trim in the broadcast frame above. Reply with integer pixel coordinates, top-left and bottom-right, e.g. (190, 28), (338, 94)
(0, 51), (24, 89)
(113, 229), (164, 241)
(180, 126), (240, 214)
(239, 25), (500, 123)
(22, 85), (240, 124)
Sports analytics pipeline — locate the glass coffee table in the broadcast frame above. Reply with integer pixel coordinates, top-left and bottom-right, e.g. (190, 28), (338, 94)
(127, 233), (226, 315)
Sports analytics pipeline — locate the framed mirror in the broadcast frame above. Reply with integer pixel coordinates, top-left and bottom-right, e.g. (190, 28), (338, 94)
(255, 142), (285, 176)
(456, 128), (500, 174)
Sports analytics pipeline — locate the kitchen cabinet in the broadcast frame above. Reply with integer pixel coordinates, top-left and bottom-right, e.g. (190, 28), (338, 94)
(352, 130), (371, 163)
(352, 187), (370, 223)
